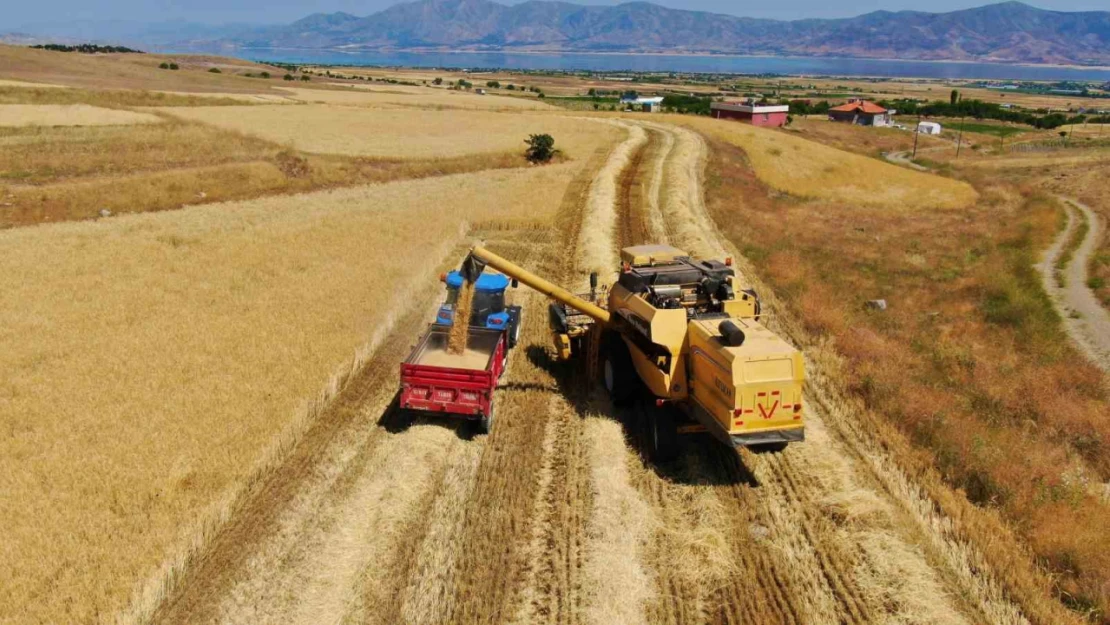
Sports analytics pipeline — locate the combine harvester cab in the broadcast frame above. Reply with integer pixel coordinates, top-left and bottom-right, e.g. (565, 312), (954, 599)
(398, 269), (521, 434)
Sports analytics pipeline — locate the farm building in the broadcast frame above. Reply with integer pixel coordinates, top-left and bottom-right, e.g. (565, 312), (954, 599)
(917, 121), (942, 135)
(710, 101), (790, 127)
(828, 100), (892, 126)
(620, 95), (665, 112)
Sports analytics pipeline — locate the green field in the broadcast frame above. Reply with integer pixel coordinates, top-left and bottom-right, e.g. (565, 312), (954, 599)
(950, 121), (1025, 137)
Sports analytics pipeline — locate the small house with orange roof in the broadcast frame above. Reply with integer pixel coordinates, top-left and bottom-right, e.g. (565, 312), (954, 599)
(828, 99), (892, 127)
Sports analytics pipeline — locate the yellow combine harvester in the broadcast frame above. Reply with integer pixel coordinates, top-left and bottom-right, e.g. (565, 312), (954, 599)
(460, 243), (804, 461)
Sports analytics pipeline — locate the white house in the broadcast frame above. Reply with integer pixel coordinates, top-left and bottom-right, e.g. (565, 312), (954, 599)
(620, 96), (665, 113)
(917, 121), (942, 135)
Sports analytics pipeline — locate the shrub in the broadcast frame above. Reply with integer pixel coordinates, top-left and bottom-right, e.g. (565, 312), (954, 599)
(208, 67), (221, 73)
(275, 150), (311, 178)
(159, 62), (169, 70)
(169, 63), (179, 70)
(433, 77), (443, 85)
(300, 75), (310, 82)
(260, 71), (270, 79)
(486, 80), (500, 88)
(524, 133), (556, 164)
(283, 74), (294, 81)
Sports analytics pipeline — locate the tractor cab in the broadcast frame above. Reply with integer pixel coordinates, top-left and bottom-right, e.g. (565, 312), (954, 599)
(437, 270), (522, 346)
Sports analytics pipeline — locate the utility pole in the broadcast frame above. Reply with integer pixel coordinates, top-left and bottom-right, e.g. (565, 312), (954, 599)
(956, 116), (965, 159)
(912, 115), (921, 159)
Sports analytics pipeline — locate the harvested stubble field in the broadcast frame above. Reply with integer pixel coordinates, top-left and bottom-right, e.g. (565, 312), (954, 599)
(280, 84), (552, 111)
(0, 103), (162, 126)
(162, 104), (611, 159)
(6, 59), (1107, 625)
(0, 91), (615, 227)
(0, 163), (583, 625)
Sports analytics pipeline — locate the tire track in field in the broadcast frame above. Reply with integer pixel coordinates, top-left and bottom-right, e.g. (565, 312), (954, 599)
(613, 120), (987, 625)
(696, 133), (1037, 625)
(148, 242), (471, 625)
(147, 127), (627, 625)
(448, 122), (652, 625)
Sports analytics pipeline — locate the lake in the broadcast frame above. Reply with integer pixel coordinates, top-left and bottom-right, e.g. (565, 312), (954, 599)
(193, 47), (1110, 81)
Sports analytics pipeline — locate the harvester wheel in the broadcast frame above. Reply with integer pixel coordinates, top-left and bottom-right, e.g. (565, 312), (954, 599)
(649, 408), (679, 462)
(479, 405), (495, 435)
(602, 334), (636, 406)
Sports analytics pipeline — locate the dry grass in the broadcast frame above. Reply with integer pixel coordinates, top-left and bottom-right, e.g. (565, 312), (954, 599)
(0, 103), (162, 126)
(0, 121), (275, 183)
(0, 163), (583, 625)
(703, 136), (1109, 623)
(0, 43), (283, 94)
(0, 85), (254, 108)
(788, 116), (951, 157)
(666, 114), (978, 211)
(162, 104), (617, 159)
(0, 118), (535, 228)
(279, 85), (553, 111)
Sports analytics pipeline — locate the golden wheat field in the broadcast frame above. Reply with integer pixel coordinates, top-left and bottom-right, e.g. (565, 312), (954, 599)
(162, 104), (615, 158)
(4, 46), (1107, 625)
(0, 163), (583, 625)
(668, 114), (979, 210)
(279, 84), (552, 110)
(0, 103), (163, 126)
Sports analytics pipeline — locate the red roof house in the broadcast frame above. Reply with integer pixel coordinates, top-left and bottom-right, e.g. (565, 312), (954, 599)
(828, 100), (892, 126)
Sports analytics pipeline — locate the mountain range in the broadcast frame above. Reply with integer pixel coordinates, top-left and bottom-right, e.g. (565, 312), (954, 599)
(219, 0), (1110, 66)
(8, 0), (1110, 66)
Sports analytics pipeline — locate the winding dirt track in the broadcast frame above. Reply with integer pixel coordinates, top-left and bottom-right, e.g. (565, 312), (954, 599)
(1038, 196), (1110, 372)
(141, 118), (1059, 625)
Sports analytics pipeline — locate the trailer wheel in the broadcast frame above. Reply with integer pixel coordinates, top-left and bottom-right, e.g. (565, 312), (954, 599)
(509, 319), (521, 348)
(602, 334), (636, 406)
(649, 408), (679, 462)
(479, 405), (495, 435)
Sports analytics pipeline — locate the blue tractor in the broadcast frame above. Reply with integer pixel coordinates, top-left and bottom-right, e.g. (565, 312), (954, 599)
(436, 270), (523, 348)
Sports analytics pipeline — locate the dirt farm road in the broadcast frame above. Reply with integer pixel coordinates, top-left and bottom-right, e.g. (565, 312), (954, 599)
(135, 118), (1072, 625)
(1038, 196), (1110, 372)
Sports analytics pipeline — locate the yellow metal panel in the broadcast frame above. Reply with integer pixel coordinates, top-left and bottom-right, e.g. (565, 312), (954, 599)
(620, 244), (687, 266)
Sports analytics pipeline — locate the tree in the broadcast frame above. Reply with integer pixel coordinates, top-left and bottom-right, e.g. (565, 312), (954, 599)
(950, 89), (959, 106)
(524, 134), (556, 164)
(300, 75), (310, 82)
(208, 67), (221, 73)
(587, 88), (597, 96)
(159, 62), (169, 69)
(433, 77), (443, 85)
(259, 71), (270, 79)
(486, 80), (500, 88)
(169, 63), (179, 70)
(283, 74), (294, 81)
(506, 84), (516, 91)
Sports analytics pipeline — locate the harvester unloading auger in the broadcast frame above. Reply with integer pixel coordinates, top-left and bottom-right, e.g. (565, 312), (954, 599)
(460, 243), (804, 461)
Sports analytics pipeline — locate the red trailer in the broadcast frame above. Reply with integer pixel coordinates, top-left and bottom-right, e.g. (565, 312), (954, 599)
(399, 325), (507, 433)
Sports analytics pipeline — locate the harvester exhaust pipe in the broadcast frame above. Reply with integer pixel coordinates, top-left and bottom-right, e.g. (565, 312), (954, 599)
(719, 320), (746, 347)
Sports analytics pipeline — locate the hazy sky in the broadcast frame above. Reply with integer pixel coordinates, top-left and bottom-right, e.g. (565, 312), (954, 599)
(10, 0), (1107, 29)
